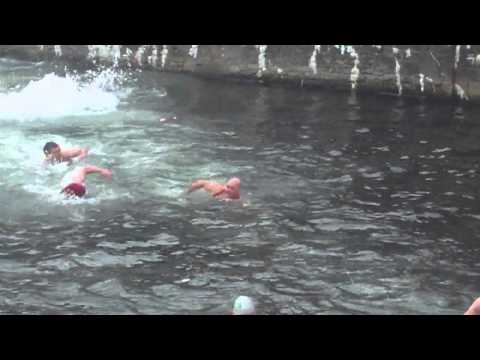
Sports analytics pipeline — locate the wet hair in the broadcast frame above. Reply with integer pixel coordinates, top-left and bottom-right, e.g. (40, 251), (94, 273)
(43, 142), (59, 155)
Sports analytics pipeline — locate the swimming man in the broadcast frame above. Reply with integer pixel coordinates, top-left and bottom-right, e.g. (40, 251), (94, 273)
(43, 141), (89, 165)
(61, 165), (112, 198)
(187, 177), (241, 200)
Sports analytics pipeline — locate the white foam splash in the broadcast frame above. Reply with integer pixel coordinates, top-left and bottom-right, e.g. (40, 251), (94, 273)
(255, 45), (268, 77)
(54, 45), (62, 57)
(309, 45), (321, 75)
(453, 46), (465, 100)
(405, 48), (411, 58)
(87, 45), (123, 65)
(88, 45), (97, 58)
(112, 45), (122, 66)
(455, 84), (469, 100)
(22, 170), (120, 205)
(466, 54), (476, 64)
(98, 46), (115, 59)
(123, 48), (133, 67)
(349, 47), (360, 90)
(395, 57), (402, 96)
(0, 71), (123, 121)
(81, 66), (132, 93)
(134, 45), (147, 65)
(455, 45), (461, 69)
(334, 45), (356, 56)
(189, 45), (199, 59)
(148, 45), (159, 67)
(161, 45), (169, 68)
(419, 73), (425, 92)
(333, 46), (360, 89)
(87, 45), (100, 60)
(334, 45), (347, 55)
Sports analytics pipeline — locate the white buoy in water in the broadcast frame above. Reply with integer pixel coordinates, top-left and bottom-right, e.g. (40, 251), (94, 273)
(233, 296), (255, 315)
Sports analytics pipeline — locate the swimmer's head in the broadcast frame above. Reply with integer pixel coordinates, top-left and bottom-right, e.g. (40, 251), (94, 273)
(61, 183), (86, 198)
(43, 142), (60, 158)
(226, 177), (241, 190)
(232, 296), (255, 315)
(225, 177), (241, 199)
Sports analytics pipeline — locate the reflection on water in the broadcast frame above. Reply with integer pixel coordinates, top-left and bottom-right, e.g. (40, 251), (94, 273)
(0, 59), (479, 314)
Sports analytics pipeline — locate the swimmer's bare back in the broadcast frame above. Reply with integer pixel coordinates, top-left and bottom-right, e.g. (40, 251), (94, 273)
(69, 165), (111, 184)
(187, 177), (241, 200)
(187, 180), (225, 195)
(60, 165), (112, 198)
(62, 147), (89, 161)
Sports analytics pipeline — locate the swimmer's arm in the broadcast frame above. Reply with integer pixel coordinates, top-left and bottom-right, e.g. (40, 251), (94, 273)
(63, 147), (89, 161)
(212, 188), (226, 197)
(77, 147), (89, 160)
(83, 165), (112, 179)
(187, 180), (207, 194)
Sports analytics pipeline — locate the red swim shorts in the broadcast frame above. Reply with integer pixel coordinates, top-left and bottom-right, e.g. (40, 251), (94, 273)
(61, 183), (86, 198)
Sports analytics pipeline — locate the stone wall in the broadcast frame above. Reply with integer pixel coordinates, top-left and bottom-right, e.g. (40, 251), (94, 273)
(1, 45), (479, 103)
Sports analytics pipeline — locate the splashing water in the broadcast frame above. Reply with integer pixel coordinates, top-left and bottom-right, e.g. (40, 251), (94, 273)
(309, 45), (321, 75)
(0, 68), (133, 122)
(0, 128), (123, 208)
(0, 65), (138, 208)
(2, 57), (480, 315)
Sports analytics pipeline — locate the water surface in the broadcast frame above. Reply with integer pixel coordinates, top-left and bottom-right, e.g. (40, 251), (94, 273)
(0, 59), (479, 314)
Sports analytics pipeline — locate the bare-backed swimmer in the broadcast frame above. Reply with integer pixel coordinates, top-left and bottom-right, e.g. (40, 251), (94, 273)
(43, 141), (89, 166)
(60, 165), (112, 199)
(187, 177), (241, 201)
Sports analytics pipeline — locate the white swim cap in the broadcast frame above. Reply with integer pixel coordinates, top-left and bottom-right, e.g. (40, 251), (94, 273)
(233, 296), (255, 315)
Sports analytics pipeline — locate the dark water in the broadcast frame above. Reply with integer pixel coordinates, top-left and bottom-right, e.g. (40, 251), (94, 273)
(1, 60), (480, 314)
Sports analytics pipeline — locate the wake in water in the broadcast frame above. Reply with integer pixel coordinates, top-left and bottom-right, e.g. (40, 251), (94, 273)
(0, 66), (139, 206)
(0, 62), (242, 213)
